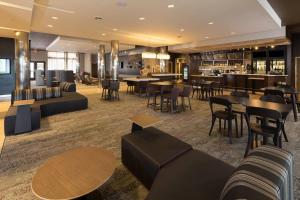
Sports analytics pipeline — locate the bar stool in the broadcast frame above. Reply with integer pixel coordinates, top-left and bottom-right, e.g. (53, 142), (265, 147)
(248, 77), (264, 94)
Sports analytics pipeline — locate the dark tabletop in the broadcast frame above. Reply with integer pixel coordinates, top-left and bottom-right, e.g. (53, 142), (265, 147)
(216, 95), (292, 115)
(261, 86), (299, 94)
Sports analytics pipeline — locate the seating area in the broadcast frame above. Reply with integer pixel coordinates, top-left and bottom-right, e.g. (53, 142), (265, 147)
(1, 1), (300, 200)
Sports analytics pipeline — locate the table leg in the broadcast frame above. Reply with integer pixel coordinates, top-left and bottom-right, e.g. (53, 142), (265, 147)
(15, 105), (32, 134)
(291, 94), (298, 122)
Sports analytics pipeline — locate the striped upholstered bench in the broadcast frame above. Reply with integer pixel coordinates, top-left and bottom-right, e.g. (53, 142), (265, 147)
(220, 145), (293, 200)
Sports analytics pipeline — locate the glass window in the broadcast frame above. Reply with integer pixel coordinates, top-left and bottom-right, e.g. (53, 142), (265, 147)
(0, 59), (10, 74)
(48, 51), (66, 70)
(30, 62), (35, 78)
(47, 52), (78, 73)
(67, 53), (78, 73)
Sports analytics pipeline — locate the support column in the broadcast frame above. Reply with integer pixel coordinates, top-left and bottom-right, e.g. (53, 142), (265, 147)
(98, 45), (105, 82)
(110, 40), (119, 80)
(159, 46), (168, 73)
(15, 31), (30, 90)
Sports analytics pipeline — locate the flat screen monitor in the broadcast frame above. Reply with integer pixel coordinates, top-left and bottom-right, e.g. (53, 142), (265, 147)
(0, 59), (10, 74)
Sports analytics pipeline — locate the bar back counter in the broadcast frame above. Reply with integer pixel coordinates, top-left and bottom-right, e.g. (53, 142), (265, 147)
(191, 74), (287, 91)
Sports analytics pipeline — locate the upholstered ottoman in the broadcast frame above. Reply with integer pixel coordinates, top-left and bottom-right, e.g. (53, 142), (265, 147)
(4, 105), (41, 135)
(121, 127), (192, 189)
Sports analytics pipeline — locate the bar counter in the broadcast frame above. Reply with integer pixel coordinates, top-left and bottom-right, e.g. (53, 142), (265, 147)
(191, 73), (288, 91)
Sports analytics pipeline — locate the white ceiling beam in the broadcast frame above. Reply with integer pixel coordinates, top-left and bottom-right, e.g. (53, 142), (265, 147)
(257, 0), (282, 27)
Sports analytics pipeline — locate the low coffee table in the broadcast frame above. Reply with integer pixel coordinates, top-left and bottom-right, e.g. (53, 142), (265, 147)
(129, 114), (160, 132)
(32, 147), (117, 200)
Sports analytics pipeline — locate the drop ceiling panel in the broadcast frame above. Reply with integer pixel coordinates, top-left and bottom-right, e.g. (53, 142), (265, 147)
(30, 0), (281, 47)
(46, 36), (135, 54)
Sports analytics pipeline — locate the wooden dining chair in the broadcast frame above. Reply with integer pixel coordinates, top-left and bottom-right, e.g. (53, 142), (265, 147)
(180, 85), (192, 110)
(230, 91), (249, 136)
(244, 106), (283, 157)
(260, 94), (288, 142)
(161, 87), (180, 113)
(208, 97), (238, 144)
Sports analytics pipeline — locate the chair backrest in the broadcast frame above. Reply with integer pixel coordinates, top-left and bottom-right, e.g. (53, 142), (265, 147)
(246, 106), (282, 122)
(230, 91), (249, 98)
(264, 89), (284, 98)
(181, 85), (192, 97)
(170, 87), (180, 100)
(101, 80), (110, 88)
(260, 94), (286, 104)
(209, 96), (232, 113)
(110, 81), (120, 90)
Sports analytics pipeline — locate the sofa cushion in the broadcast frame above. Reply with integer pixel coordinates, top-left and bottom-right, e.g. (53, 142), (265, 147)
(146, 150), (235, 200)
(122, 127), (192, 189)
(52, 87), (62, 98)
(13, 89), (33, 101)
(34, 92), (88, 117)
(219, 146), (293, 200)
(60, 82), (76, 92)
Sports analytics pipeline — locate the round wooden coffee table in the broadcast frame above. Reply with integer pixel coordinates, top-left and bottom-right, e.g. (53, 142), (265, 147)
(32, 147), (116, 200)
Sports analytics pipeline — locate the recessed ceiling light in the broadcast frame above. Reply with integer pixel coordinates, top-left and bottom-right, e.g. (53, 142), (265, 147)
(180, 28), (185, 32)
(168, 4), (175, 8)
(204, 36), (209, 39)
(231, 32), (236, 35)
(51, 16), (58, 20)
(271, 45), (275, 48)
(139, 17), (145, 21)
(113, 28), (118, 31)
(101, 33), (106, 36)
(255, 46), (259, 50)
(208, 22), (214, 25)
(47, 24), (53, 28)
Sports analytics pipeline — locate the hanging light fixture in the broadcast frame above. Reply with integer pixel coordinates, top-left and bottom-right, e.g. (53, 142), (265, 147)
(142, 52), (157, 59)
(157, 53), (170, 60)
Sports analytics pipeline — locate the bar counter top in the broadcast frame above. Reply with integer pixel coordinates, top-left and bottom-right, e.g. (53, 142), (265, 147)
(151, 73), (182, 77)
(191, 73), (287, 77)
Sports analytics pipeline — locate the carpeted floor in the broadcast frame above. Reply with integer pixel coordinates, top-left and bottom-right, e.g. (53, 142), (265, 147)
(0, 84), (300, 200)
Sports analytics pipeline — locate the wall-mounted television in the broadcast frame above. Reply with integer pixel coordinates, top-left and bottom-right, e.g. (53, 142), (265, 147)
(0, 59), (10, 75)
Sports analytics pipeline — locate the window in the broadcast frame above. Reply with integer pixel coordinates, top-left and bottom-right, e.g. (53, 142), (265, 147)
(47, 52), (78, 73)
(0, 59), (10, 74)
(48, 51), (65, 70)
(67, 53), (78, 73)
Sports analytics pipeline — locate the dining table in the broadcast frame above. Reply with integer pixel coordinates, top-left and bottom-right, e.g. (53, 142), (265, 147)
(216, 95), (292, 117)
(261, 86), (299, 121)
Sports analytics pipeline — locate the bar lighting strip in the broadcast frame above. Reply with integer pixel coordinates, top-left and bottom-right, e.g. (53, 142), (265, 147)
(142, 52), (170, 60)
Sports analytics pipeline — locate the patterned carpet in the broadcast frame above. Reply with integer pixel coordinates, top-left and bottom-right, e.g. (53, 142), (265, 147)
(0, 84), (300, 200)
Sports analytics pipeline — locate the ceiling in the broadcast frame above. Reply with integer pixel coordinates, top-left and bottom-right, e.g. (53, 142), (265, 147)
(0, 0), (288, 53)
(46, 36), (135, 54)
(267, 0), (300, 26)
(30, 31), (57, 49)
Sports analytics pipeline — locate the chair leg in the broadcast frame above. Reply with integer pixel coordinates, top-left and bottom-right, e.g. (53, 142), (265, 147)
(228, 120), (233, 144)
(235, 117), (239, 137)
(240, 114), (244, 137)
(244, 131), (252, 157)
(218, 119), (221, 132)
(282, 124), (288, 142)
(188, 97), (192, 110)
(209, 116), (216, 136)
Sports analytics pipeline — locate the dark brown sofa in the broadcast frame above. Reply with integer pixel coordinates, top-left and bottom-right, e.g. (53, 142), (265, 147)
(4, 87), (88, 135)
(122, 127), (293, 200)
